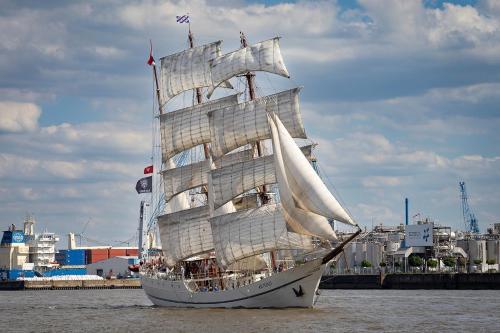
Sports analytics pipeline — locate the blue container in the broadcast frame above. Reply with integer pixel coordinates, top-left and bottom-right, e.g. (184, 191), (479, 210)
(43, 267), (87, 277)
(66, 249), (86, 265)
(0, 269), (35, 280)
(55, 249), (87, 265)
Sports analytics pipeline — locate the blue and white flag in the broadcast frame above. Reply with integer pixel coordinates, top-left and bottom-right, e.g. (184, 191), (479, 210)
(176, 14), (189, 24)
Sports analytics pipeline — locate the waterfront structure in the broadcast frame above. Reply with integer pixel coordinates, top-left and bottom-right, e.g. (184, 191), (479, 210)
(0, 224), (33, 280)
(24, 216), (60, 273)
(87, 256), (139, 278)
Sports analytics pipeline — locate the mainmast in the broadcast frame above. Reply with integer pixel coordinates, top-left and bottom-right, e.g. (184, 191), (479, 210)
(240, 32), (269, 205)
(189, 29), (210, 160)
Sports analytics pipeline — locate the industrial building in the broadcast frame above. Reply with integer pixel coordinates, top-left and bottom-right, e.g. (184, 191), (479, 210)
(86, 256), (139, 278)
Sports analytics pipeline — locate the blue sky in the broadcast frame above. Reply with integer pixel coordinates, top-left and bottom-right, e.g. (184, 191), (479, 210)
(0, 0), (499, 246)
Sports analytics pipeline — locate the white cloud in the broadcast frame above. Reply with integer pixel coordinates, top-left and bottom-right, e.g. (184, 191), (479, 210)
(0, 101), (41, 132)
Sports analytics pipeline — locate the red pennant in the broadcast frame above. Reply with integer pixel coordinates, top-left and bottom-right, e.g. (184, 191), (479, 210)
(144, 165), (153, 174)
(147, 40), (155, 66)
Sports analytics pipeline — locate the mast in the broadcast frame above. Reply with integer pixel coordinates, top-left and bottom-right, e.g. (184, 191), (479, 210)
(189, 29), (211, 160)
(240, 32), (275, 271)
(240, 32), (269, 205)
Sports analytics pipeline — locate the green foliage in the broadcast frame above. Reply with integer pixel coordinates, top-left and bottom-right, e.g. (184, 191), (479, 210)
(486, 259), (496, 265)
(457, 257), (466, 267)
(408, 254), (423, 267)
(379, 262), (387, 267)
(473, 259), (483, 265)
(361, 260), (372, 268)
(427, 259), (438, 268)
(443, 257), (456, 267)
(394, 262), (401, 268)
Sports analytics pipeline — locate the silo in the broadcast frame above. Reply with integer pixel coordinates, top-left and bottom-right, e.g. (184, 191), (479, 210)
(366, 242), (384, 268)
(486, 240), (499, 264)
(355, 242), (367, 267)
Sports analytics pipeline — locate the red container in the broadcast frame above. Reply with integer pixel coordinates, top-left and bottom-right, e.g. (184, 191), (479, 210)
(109, 249), (127, 258)
(126, 248), (138, 256)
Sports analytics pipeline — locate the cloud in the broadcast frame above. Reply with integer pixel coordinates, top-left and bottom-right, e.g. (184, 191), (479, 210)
(0, 101), (41, 132)
(0, 0), (499, 238)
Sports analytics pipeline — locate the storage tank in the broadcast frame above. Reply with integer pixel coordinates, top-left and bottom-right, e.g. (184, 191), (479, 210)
(486, 240), (499, 263)
(354, 242), (367, 266)
(366, 243), (383, 267)
(386, 241), (400, 252)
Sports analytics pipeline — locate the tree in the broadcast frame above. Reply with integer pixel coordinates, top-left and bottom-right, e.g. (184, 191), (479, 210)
(427, 259), (438, 269)
(379, 262), (387, 267)
(443, 257), (456, 268)
(473, 259), (482, 265)
(486, 259), (495, 265)
(361, 260), (372, 268)
(457, 257), (466, 267)
(394, 262), (401, 268)
(408, 254), (423, 267)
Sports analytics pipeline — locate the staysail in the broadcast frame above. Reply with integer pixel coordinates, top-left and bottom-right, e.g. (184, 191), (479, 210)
(269, 113), (338, 240)
(272, 113), (356, 226)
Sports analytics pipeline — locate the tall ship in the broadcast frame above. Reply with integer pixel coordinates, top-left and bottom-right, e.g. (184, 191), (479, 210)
(139, 25), (360, 308)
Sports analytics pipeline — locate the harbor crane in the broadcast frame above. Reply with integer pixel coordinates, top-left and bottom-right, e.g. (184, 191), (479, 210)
(459, 181), (480, 234)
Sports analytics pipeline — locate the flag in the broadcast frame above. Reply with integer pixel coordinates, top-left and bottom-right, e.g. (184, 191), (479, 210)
(147, 40), (155, 66)
(136, 176), (152, 194)
(144, 165), (153, 174)
(176, 14), (189, 23)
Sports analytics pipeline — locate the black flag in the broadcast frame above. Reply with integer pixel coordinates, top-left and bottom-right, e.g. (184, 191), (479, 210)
(136, 176), (152, 194)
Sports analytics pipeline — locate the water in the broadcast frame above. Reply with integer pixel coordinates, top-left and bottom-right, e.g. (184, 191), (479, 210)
(1, 289), (499, 332)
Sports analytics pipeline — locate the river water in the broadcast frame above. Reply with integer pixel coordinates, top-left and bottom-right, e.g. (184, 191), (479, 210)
(0, 289), (498, 332)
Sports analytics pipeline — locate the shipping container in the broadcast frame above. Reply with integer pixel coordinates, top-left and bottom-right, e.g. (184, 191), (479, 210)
(109, 248), (127, 258)
(66, 249), (86, 265)
(126, 248), (138, 256)
(43, 267), (87, 277)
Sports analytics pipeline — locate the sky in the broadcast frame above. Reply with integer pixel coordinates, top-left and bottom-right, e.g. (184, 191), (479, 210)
(0, 0), (499, 247)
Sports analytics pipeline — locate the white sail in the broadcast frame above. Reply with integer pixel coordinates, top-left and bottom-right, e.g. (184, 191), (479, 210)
(269, 114), (337, 240)
(160, 41), (232, 101)
(208, 38), (289, 98)
(273, 114), (356, 226)
(210, 204), (313, 268)
(208, 88), (305, 158)
(211, 154), (274, 209)
(157, 206), (212, 267)
(162, 159), (211, 202)
(160, 94), (239, 161)
(213, 148), (254, 168)
(164, 159), (190, 214)
(211, 145), (313, 209)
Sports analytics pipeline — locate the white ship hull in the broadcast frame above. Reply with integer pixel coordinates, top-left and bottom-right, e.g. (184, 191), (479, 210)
(141, 258), (325, 308)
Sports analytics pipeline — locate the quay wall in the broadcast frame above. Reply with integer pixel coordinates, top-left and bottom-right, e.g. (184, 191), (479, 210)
(320, 273), (500, 290)
(0, 279), (142, 290)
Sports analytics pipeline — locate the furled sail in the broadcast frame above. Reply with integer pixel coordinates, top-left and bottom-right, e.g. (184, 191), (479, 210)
(208, 38), (289, 98)
(160, 41), (232, 102)
(272, 113), (356, 226)
(160, 94), (239, 161)
(208, 88), (305, 158)
(162, 159), (211, 202)
(210, 204), (313, 268)
(211, 145), (314, 209)
(158, 206), (212, 267)
(269, 113), (338, 240)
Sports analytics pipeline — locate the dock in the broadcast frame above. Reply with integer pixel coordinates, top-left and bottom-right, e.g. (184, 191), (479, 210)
(0, 279), (142, 290)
